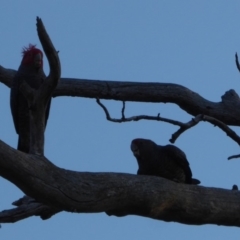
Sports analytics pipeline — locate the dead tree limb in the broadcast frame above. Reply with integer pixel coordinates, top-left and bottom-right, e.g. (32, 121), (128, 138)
(0, 139), (240, 226)
(96, 99), (240, 150)
(1, 67), (240, 126)
(228, 154), (240, 160)
(0, 196), (60, 223)
(235, 53), (240, 72)
(170, 114), (240, 146)
(36, 16), (61, 97)
(96, 99), (184, 126)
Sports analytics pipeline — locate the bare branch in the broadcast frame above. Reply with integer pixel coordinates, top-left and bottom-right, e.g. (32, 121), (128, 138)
(170, 114), (240, 147)
(121, 101), (125, 119)
(0, 196), (60, 223)
(36, 16), (61, 93)
(202, 115), (240, 145)
(170, 115), (202, 143)
(96, 98), (184, 126)
(0, 66), (15, 88)
(96, 100), (240, 150)
(235, 52), (240, 72)
(228, 154), (240, 160)
(0, 139), (240, 226)
(96, 98), (112, 121)
(2, 67), (240, 126)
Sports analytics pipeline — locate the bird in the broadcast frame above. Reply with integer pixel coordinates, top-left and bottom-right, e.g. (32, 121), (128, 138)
(130, 138), (200, 184)
(10, 44), (51, 153)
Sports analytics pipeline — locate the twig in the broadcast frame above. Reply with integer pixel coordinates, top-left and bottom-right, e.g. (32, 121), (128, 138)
(228, 154), (240, 160)
(121, 101), (125, 119)
(97, 99), (240, 145)
(235, 53), (240, 72)
(171, 114), (240, 159)
(96, 99), (240, 158)
(170, 115), (202, 143)
(203, 115), (240, 145)
(171, 114), (240, 146)
(96, 98), (184, 126)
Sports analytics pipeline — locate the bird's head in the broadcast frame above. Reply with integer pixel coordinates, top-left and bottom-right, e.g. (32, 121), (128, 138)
(131, 139), (141, 156)
(21, 44), (43, 70)
(130, 138), (156, 157)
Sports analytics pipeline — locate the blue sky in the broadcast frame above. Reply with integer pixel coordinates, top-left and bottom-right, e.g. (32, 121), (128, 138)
(1, 1), (240, 239)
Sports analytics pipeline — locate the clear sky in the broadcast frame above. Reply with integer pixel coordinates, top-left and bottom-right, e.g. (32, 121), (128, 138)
(1, 1), (240, 239)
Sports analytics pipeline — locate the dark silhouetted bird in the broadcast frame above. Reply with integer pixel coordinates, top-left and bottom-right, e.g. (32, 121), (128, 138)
(130, 138), (200, 184)
(10, 44), (51, 153)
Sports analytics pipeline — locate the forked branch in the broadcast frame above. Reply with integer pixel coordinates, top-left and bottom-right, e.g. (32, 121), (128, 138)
(96, 99), (240, 157)
(170, 114), (240, 146)
(96, 99), (184, 126)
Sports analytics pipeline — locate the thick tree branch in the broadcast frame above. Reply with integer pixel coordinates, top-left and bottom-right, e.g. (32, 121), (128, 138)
(1, 68), (240, 126)
(0, 139), (240, 227)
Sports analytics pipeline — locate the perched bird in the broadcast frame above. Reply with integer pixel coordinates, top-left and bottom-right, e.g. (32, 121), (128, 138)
(130, 138), (200, 184)
(10, 44), (51, 153)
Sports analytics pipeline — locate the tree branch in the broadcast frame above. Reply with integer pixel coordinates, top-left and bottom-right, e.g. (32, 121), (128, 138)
(96, 98), (184, 126)
(235, 53), (240, 72)
(1, 67), (240, 126)
(228, 154), (240, 160)
(0, 139), (240, 226)
(170, 114), (240, 147)
(0, 66), (15, 88)
(36, 16), (61, 100)
(0, 196), (60, 223)
(96, 100), (240, 151)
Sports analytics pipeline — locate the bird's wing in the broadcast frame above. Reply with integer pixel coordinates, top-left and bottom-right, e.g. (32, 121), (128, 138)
(10, 73), (20, 134)
(161, 144), (192, 176)
(45, 97), (51, 127)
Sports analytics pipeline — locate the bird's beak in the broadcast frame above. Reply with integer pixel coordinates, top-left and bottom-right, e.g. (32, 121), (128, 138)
(130, 142), (139, 156)
(34, 53), (42, 68)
